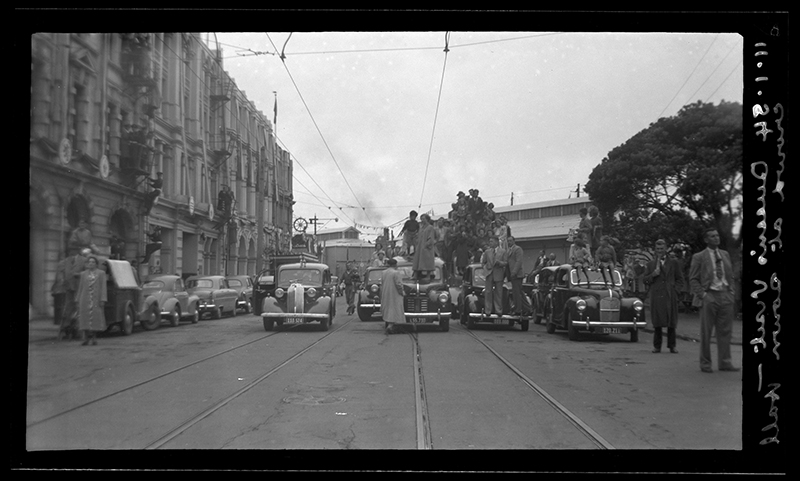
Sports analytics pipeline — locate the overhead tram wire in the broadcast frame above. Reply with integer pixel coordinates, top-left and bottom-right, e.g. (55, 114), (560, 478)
(266, 32), (377, 228)
(703, 57), (743, 102)
(682, 37), (742, 105)
(656, 34), (719, 120)
(418, 31), (451, 210)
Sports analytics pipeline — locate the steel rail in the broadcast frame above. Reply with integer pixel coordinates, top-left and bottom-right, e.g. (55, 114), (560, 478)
(145, 318), (353, 449)
(410, 332), (433, 450)
(459, 325), (615, 450)
(26, 318), (346, 429)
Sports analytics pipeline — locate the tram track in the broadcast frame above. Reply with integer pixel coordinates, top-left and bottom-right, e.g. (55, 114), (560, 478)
(455, 323), (615, 450)
(26, 319), (353, 435)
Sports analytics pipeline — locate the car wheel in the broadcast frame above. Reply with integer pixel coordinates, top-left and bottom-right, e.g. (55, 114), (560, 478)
(212, 305), (222, 320)
(467, 311), (476, 329)
(121, 304), (135, 336)
(140, 304), (161, 331)
(521, 318), (529, 332)
(320, 314), (330, 331)
(263, 318), (275, 331)
(545, 308), (556, 334)
(439, 317), (450, 332)
(241, 297), (251, 314)
(630, 328), (639, 342)
(533, 299), (543, 324)
(190, 309), (199, 324)
(568, 316), (580, 341)
(169, 306), (180, 327)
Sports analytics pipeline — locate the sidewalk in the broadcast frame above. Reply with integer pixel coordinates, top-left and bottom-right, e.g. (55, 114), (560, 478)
(641, 307), (743, 347)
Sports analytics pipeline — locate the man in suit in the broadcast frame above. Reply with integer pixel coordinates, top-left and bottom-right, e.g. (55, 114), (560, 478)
(644, 239), (685, 353)
(480, 236), (507, 315)
(507, 236), (532, 315)
(689, 228), (739, 373)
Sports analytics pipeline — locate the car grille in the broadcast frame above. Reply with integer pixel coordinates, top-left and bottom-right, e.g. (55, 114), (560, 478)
(405, 295), (428, 312)
(599, 297), (620, 322)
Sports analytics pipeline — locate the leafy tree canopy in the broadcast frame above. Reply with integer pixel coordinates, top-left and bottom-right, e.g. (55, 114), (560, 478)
(585, 100), (742, 254)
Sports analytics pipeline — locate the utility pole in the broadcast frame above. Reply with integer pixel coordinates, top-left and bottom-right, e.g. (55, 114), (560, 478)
(575, 183), (581, 198)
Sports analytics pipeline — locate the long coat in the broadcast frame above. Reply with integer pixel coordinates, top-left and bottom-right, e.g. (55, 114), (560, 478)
(76, 269), (108, 332)
(412, 223), (436, 272)
(688, 247), (735, 306)
(380, 268), (406, 323)
(643, 256), (684, 328)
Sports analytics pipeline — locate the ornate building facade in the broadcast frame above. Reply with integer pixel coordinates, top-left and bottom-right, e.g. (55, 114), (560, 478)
(29, 33), (294, 318)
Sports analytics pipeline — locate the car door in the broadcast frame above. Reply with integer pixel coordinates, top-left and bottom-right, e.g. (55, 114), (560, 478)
(174, 278), (189, 313)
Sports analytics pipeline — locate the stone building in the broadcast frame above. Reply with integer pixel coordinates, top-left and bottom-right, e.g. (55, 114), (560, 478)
(29, 33), (293, 318)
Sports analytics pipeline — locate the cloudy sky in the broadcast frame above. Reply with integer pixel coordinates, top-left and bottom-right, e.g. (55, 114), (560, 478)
(200, 31), (743, 241)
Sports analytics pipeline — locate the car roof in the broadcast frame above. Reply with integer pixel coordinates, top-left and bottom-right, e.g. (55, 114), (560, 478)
(278, 262), (330, 270)
(186, 275), (225, 281)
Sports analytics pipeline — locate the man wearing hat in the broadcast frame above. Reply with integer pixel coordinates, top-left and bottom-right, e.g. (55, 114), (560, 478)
(381, 258), (405, 334)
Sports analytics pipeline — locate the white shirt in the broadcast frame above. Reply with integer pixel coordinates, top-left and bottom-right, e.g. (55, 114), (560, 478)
(707, 248), (729, 291)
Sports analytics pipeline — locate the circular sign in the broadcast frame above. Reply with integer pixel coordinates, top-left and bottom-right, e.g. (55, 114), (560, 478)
(58, 138), (72, 165)
(208, 202), (215, 221)
(188, 195), (195, 215)
(99, 155), (110, 179)
(293, 217), (308, 232)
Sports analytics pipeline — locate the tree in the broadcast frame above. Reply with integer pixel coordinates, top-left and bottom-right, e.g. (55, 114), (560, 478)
(585, 100), (742, 254)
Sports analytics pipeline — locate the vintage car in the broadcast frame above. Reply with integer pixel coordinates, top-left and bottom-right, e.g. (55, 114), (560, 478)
(142, 275), (201, 326)
(252, 273), (275, 316)
(456, 263), (532, 331)
(543, 264), (645, 341)
(260, 261), (337, 331)
(185, 275), (239, 319)
(391, 256), (453, 332)
(356, 266), (388, 321)
(226, 275), (254, 314)
(530, 266), (559, 325)
(100, 258), (161, 335)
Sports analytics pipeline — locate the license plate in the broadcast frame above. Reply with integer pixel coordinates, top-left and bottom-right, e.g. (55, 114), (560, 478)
(600, 327), (623, 334)
(493, 318), (504, 324)
(285, 317), (302, 324)
(409, 317), (427, 324)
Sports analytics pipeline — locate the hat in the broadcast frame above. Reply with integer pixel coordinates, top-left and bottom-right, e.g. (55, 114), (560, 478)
(386, 258), (398, 266)
(457, 191), (465, 197)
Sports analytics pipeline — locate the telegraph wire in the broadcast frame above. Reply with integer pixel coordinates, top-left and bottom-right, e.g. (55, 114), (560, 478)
(418, 31), (450, 210)
(267, 32), (377, 227)
(704, 57), (743, 102)
(656, 34), (719, 120)
(683, 36), (742, 104)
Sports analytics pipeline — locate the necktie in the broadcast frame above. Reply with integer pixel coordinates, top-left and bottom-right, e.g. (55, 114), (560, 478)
(714, 250), (722, 280)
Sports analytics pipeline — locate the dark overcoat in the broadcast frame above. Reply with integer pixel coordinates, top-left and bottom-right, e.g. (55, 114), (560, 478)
(76, 269), (108, 332)
(643, 256), (684, 328)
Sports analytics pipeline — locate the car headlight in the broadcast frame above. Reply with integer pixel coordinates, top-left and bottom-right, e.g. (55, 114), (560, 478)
(370, 284), (379, 293)
(306, 287), (317, 297)
(633, 300), (643, 311)
(576, 299), (586, 311)
(274, 288), (285, 299)
(438, 292), (450, 304)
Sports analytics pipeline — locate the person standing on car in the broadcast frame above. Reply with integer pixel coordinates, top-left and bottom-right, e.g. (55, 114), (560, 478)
(506, 236), (531, 316)
(413, 213), (436, 283)
(398, 210), (419, 256)
(76, 256), (107, 346)
(381, 258), (406, 334)
(644, 239), (684, 353)
(689, 228), (739, 373)
(481, 236), (507, 315)
(344, 261), (360, 315)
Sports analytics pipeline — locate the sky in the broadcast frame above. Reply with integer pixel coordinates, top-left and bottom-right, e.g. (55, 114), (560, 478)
(200, 31), (743, 242)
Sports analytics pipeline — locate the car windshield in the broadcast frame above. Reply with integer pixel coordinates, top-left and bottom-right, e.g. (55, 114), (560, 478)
(398, 266), (442, 281)
(187, 279), (214, 289)
(143, 280), (165, 289)
(570, 269), (622, 286)
(227, 279), (243, 287)
(279, 269), (322, 286)
(471, 268), (487, 287)
(367, 269), (386, 283)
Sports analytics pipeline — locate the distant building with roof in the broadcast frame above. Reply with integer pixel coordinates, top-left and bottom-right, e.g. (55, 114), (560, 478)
(494, 196), (594, 273)
(314, 226), (361, 243)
